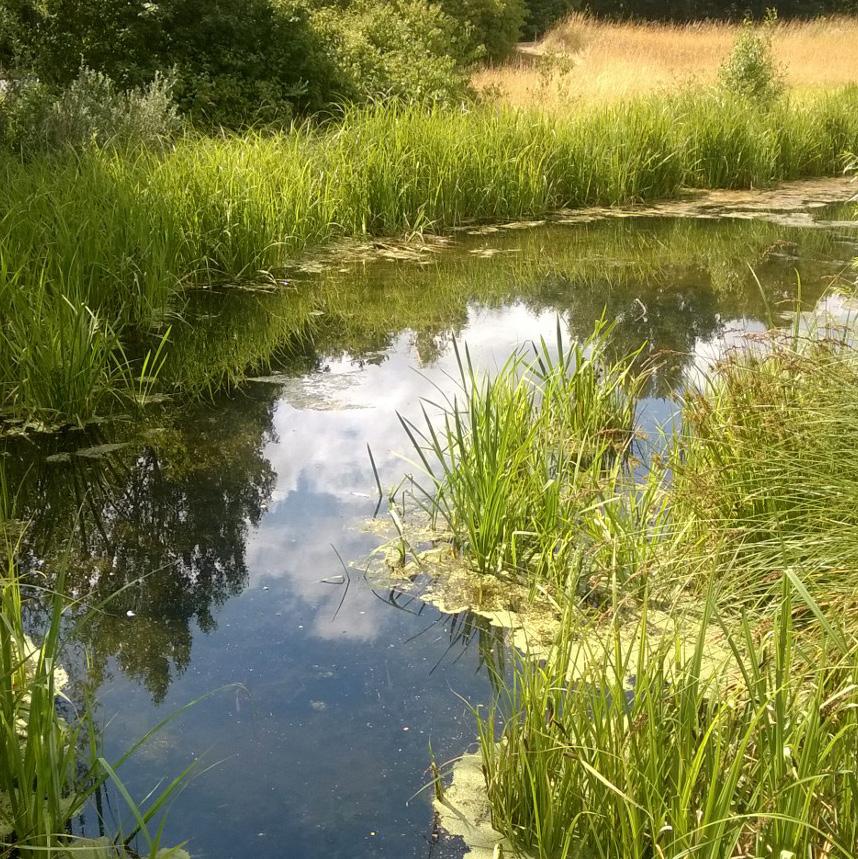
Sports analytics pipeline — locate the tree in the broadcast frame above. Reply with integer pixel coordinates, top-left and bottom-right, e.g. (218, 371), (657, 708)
(7, 0), (341, 125)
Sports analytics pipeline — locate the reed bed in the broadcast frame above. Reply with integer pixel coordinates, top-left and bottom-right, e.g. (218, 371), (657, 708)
(397, 292), (858, 856)
(477, 584), (858, 859)
(2, 88), (858, 427)
(399, 320), (644, 581)
(672, 324), (858, 608)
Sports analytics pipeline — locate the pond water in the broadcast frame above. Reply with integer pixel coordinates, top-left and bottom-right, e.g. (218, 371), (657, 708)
(4, 183), (857, 858)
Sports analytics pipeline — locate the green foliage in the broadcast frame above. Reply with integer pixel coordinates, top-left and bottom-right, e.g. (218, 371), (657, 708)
(478, 586), (858, 859)
(436, 0), (526, 61)
(313, 0), (472, 104)
(521, 0), (579, 40)
(399, 322), (644, 579)
(0, 68), (180, 153)
(10, 0), (340, 126)
(718, 12), (785, 106)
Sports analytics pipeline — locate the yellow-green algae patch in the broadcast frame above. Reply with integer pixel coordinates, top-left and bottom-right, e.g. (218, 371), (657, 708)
(362, 515), (742, 855)
(433, 752), (511, 859)
(362, 515), (736, 685)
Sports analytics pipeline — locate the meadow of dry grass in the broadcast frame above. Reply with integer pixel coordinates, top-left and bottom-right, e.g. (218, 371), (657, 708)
(474, 14), (858, 108)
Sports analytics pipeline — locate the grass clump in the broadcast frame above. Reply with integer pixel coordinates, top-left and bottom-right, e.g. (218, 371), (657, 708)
(400, 320), (645, 583)
(477, 585), (858, 859)
(672, 318), (858, 605)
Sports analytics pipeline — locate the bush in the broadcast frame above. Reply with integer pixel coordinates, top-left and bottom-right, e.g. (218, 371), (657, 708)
(437, 0), (526, 61)
(9, 0), (341, 127)
(0, 68), (180, 153)
(314, 0), (472, 104)
(522, 0), (579, 40)
(718, 12), (785, 105)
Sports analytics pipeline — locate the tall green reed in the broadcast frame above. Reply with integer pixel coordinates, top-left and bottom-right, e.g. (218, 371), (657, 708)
(671, 322), (858, 607)
(399, 320), (646, 585)
(477, 582), (858, 859)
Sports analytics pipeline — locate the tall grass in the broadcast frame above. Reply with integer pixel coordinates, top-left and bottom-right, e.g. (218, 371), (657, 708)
(477, 583), (858, 859)
(400, 320), (646, 583)
(672, 323), (858, 606)
(395, 300), (858, 857)
(2, 87), (858, 427)
(478, 14), (858, 107)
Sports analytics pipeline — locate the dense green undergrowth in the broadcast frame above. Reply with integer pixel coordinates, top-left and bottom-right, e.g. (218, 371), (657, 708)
(2, 88), (857, 428)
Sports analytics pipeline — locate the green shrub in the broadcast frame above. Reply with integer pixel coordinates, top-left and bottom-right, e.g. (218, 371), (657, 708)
(0, 68), (180, 153)
(0, 4), (28, 72)
(437, 0), (526, 61)
(12, 0), (340, 127)
(313, 0), (472, 104)
(718, 12), (785, 105)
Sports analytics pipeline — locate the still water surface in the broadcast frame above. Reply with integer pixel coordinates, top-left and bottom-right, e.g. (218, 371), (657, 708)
(5, 188), (858, 858)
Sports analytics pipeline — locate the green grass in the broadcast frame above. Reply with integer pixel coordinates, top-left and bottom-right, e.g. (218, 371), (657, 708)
(671, 323), (858, 608)
(2, 86), (858, 426)
(391, 289), (858, 857)
(477, 583), (858, 859)
(399, 319), (645, 581)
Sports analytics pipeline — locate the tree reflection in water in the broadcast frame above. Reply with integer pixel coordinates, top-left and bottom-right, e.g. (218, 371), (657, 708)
(5, 391), (276, 702)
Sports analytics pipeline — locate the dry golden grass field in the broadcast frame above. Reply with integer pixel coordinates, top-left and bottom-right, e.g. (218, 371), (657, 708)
(475, 14), (858, 108)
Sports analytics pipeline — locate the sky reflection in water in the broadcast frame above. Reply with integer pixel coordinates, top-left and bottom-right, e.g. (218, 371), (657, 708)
(9, 200), (858, 858)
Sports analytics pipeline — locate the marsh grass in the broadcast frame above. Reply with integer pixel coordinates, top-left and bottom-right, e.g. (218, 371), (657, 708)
(2, 88), (858, 425)
(393, 295), (858, 857)
(477, 583), (858, 859)
(672, 320), (858, 607)
(399, 320), (646, 584)
(0, 476), (195, 858)
(0, 255), (173, 428)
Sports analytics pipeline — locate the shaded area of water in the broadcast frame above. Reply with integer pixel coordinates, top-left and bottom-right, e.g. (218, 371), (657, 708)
(3, 192), (856, 858)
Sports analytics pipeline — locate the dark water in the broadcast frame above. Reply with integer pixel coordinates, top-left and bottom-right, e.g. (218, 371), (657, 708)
(4, 193), (857, 858)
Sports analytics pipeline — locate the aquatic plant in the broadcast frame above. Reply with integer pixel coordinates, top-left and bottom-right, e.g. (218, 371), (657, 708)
(400, 320), (646, 582)
(395, 290), (858, 856)
(0, 252), (173, 429)
(477, 582), (858, 859)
